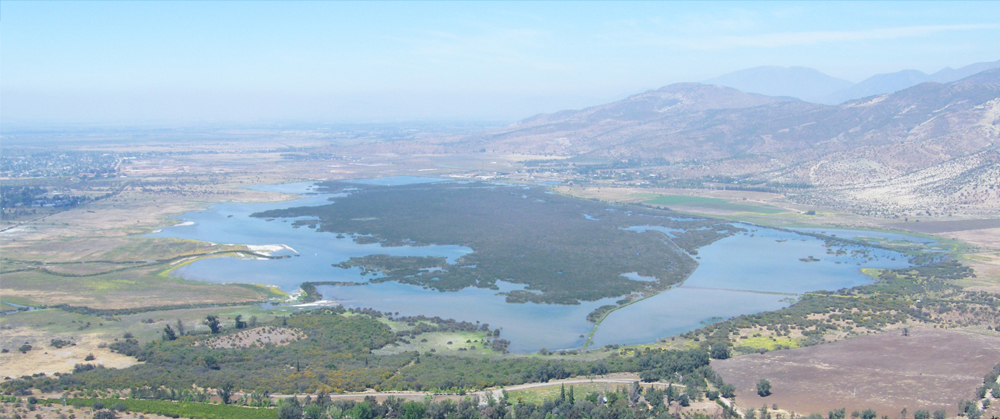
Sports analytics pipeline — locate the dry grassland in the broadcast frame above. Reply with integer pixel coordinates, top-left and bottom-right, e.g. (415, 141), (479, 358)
(0, 327), (138, 378)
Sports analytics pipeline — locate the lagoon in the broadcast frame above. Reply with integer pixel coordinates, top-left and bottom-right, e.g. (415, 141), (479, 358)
(150, 180), (920, 352)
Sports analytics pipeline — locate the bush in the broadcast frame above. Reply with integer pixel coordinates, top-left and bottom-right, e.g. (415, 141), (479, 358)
(756, 378), (772, 397)
(913, 410), (930, 419)
(710, 344), (731, 360)
(93, 410), (119, 419)
(279, 403), (303, 419)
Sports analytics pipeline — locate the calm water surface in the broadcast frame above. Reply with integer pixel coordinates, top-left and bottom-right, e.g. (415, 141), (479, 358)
(150, 180), (922, 352)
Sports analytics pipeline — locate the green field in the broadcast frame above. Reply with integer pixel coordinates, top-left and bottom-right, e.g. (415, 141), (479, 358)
(46, 398), (277, 419)
(639, 194), (787, 214)
(508, 382), (623, 404)
(1, 237), (286, 309)
(734, 335), (802, 351)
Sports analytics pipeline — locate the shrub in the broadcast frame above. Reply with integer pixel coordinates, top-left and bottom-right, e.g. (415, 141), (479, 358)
(756, 378), (771, 397)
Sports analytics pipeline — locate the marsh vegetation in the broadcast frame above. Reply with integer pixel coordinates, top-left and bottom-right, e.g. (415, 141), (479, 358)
(254, 181), (741, 304)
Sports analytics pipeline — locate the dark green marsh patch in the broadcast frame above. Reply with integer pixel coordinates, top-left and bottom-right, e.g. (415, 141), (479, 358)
(253, 182), (741, 304)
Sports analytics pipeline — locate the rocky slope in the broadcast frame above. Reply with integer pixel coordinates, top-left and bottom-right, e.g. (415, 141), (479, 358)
(464, 69), (1000, 217)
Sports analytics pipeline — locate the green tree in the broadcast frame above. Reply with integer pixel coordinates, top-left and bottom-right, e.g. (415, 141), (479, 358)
(913, 410), (930, 419)
(964, 402), (983, 419)
(756, 378), (772, 397)
(711, 344), (731, 360)
(402, 401), (426, 419)
(206, 315), (221, 334)
(304, 404), (326, 419)
(279, 403), (303, 419)
(217, 382), (234, 405)
(203, 354), (220, 370)
(645, 387), (664, 409)
(345, 402), (373, 419)
(933, 410), (946, 419)
(861, 409), (877, 419)
(162, 324), (177, 341)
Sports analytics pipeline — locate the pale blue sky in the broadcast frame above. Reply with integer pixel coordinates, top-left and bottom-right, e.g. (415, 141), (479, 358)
(3, 1), (999, 124)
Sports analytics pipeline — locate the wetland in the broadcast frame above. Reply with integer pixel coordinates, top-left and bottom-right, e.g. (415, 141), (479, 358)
(152, 179), (924, 352)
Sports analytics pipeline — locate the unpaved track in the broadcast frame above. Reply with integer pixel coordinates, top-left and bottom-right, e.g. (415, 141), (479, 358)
(271, 376), (682, 405)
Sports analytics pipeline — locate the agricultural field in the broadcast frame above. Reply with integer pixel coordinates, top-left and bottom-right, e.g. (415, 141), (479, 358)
(713, 327), (1000, 417)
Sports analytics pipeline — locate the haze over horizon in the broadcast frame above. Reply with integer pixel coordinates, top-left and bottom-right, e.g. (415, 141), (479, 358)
(3, 1), (1000, 126)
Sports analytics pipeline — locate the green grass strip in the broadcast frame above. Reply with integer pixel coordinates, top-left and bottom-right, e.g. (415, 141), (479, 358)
(45, 398), (278, 419)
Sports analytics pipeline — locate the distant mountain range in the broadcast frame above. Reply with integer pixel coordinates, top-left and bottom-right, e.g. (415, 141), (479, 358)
(704, 59), (1000, 105)
(442, 68), (1000, 217)
(702, 66), (852, 103)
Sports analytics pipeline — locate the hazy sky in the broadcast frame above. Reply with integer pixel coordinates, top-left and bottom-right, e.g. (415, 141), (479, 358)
(4, 1), (999, 125)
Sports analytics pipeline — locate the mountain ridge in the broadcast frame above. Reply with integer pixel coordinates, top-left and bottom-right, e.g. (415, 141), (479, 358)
(452, 68), (1000, 217)
(701, 66), (853, 103)
(822, 59), (1000, 104)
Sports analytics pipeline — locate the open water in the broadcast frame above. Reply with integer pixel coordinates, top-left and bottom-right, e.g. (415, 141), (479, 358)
(149, 180), (922, 352)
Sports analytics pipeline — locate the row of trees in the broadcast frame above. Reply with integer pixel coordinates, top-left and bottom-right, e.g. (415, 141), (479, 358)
(163, 314), (262, 341)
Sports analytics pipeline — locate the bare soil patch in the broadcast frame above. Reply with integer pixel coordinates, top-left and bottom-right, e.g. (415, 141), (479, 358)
(712, 328), (1000, 416)
(199, 326), (305, 349)
(0, 327), (138, 378)
(941, 227), (1000, 251)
